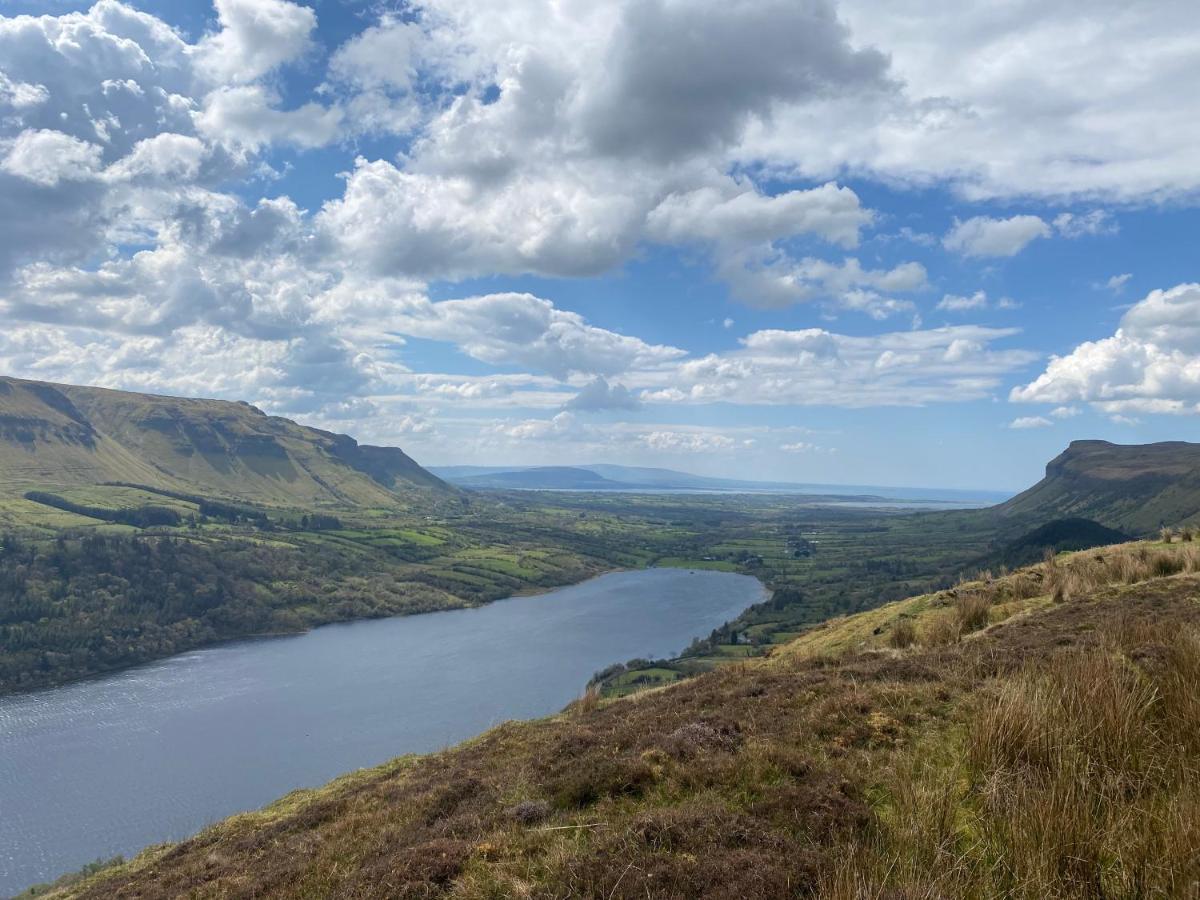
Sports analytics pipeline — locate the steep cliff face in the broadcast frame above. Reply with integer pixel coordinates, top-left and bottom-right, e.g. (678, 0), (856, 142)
(997, 439), (1200, 533)
(0, 376), (449, 507)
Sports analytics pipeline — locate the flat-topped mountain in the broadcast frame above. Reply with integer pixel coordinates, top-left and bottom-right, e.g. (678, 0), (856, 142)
(997, 439), (1200, 533)
(0, 376), (447, 508)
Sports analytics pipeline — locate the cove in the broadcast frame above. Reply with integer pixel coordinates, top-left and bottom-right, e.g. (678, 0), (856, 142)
(0, 567), (765, 896)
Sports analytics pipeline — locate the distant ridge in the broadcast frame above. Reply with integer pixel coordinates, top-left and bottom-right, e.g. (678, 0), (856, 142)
(0, 376), (448, 508)
(997, 439), (1200, 533)
(431, 463), (1011, 504)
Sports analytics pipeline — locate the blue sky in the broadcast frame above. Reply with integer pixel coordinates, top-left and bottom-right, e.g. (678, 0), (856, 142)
(0, 0), (1198, 491)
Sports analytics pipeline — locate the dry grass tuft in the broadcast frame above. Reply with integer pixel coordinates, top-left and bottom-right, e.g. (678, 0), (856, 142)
(921, 612), (960, 647)
(888, 617), (916, 649)
(955, 592), (991, 633)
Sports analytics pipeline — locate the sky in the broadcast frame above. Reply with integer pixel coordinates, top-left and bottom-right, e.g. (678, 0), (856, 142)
(0, 0), (1198, 491)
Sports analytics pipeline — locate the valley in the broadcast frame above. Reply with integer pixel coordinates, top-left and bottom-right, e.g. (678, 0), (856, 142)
(26, 533), (1200, 899)
(3, 376), (1200, 897)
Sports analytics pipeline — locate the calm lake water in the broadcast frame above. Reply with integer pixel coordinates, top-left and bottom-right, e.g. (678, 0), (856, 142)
(0, 567), (765, 896)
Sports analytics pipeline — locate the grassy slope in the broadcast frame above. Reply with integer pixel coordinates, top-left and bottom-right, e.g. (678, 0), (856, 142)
(42, 538), (1200, 899)
(998, 439), (1200, 533)
(0, 376), (449, 509)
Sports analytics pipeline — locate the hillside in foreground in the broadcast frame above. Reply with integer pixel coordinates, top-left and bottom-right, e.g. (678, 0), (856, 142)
(0, 375), (447, 510)
(41, 536), (1200, 899)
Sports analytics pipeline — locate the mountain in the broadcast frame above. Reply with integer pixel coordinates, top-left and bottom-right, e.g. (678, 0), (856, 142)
(451, 466), (631, 490)
(997, 439), (1200, 533)
(0, 376), (448, 508)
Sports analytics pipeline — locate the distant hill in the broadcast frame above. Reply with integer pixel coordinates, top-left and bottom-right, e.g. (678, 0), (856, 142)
(0, 376), (448, 508)
(451, 466), (630, 490)
(982, 518), (1130, 569)
(432, 463), (1010, 505)
(997, 439), (1200, 534)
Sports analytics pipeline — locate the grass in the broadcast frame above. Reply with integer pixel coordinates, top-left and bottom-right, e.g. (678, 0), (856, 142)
(44, 538), (1200, 899)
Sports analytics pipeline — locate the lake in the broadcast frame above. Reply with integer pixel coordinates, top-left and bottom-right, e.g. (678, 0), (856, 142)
(0, 567), (765, 896)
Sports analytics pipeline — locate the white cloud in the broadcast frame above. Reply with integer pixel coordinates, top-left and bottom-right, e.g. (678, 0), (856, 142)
(329, 16), (423, 91)
(1009, 416), (1053, 429)
(1051, 405), (1081, 419)
(564, 376), (641, 412)
(106, 133), (207, 182)
(1053, 210), (1118, 238)
(645, 182), (872, 249)
(637, 324), (1035, 408)
(196, 0), (317, 84)
(1, 129), (103, 186)
(387, 292), (685, 380)
(1105, 273), (1133, 293)
(639, 430), (744, 453)
(1011, 282), (1200, 415)
(747, 0), (1200, 201)
(944, 215), (1050, 258)
(197, 86), (342, 151)
(716, 254), (927, 312)
(937, 291), (988, 312)
(0, 71), (48, 109)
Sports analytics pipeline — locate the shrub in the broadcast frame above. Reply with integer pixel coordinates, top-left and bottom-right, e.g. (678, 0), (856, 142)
(506, 799), (550, 826)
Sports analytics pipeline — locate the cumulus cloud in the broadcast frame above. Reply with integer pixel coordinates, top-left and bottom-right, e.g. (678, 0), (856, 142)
(577, 0), (890, 163)
(387, 293), (685, 380)
(1011, 283), (1200, 415)
(747, 0), (1200, 200)
(645, 181), (872, 249)
(564, 377), (641, 412)
(943, 215), (1051, 258)
(329, 16), (423, 91)
(716, 254), (927, 312)
(1, 129), (104, 186)
(196, 0), (317, 83)
(636, 324), (1036, 408)
(197, 86), (342, 151)
(309, 0), (894, 303)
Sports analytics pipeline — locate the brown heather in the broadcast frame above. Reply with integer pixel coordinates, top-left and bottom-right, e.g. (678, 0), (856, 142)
(48, 539), (1200, 900)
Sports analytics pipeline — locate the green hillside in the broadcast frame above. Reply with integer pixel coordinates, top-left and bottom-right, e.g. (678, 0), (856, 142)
(997, 439), (1200, 533)
(0, 376), (448, 510)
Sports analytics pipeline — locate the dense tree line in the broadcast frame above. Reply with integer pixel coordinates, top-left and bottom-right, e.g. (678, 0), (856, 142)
(0, 533), (450, 694)
(101, 483), (270, 525)
(24, 492), (183, 528)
